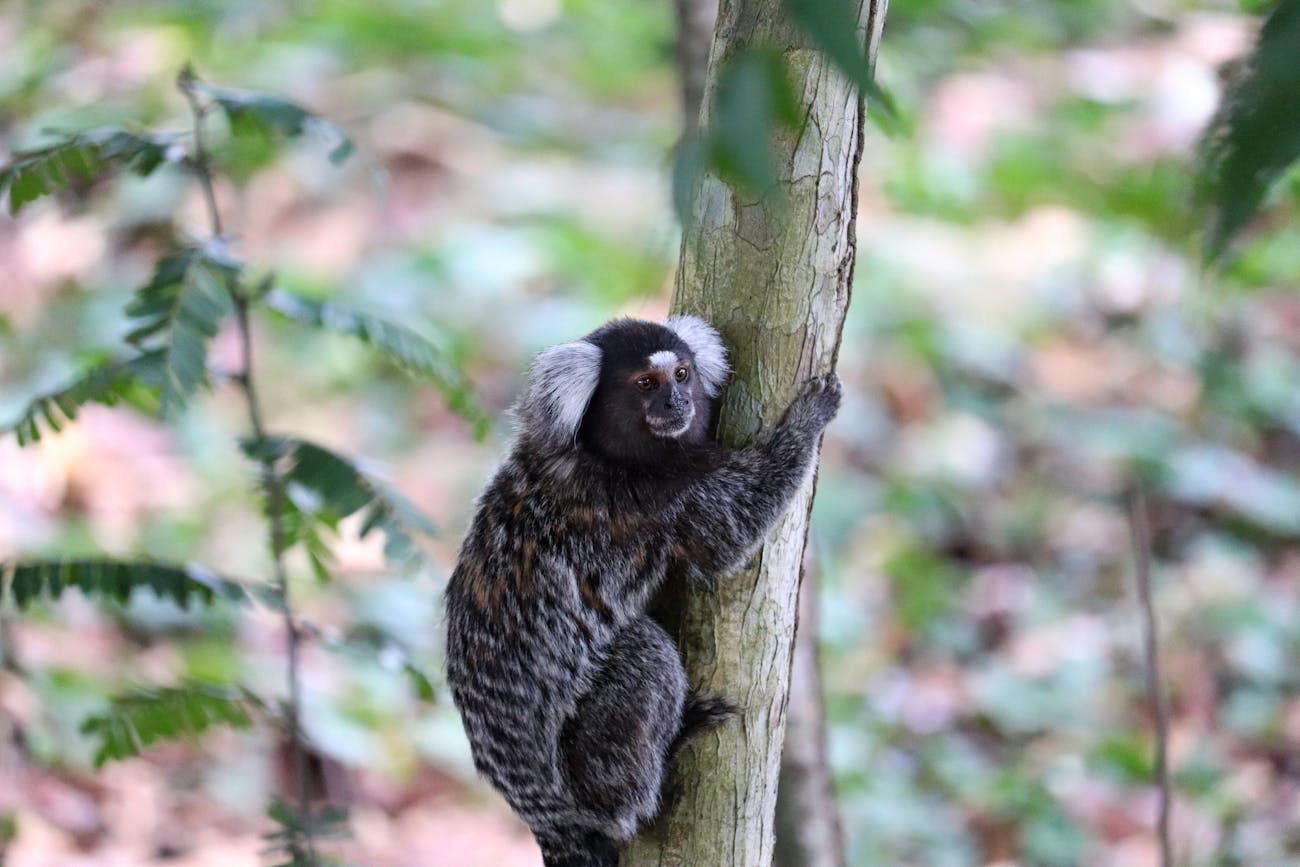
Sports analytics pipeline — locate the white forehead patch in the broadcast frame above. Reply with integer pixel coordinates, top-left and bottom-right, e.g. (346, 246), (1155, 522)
(647, 349), (678, 372)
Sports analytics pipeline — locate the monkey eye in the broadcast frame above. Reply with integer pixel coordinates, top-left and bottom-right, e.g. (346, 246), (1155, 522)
(674, 366), (690, 383)
(635, 376), (656, 391)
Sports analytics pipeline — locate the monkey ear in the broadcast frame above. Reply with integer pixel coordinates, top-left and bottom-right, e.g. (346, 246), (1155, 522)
(665, 314), (729, 397)
(516, 339), (602, 450)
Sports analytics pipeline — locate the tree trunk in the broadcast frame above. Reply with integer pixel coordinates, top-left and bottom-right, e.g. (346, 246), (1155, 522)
(623, 1), (887, 864)
(774, 554), (846, 867)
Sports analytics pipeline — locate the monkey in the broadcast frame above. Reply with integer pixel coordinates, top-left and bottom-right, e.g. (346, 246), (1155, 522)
(444, 316), (841, 867)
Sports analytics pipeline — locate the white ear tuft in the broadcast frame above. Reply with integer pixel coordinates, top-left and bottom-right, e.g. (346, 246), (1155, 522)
(665, 314), (729, 397)
(517, 340), (602, 450)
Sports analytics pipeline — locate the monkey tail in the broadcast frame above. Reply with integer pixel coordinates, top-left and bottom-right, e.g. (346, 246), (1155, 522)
(537, 828), (620, 867)
(669, 689), (738, 762)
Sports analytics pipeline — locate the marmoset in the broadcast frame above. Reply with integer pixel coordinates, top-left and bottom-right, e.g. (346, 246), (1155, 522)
(445, 316), (841, 867)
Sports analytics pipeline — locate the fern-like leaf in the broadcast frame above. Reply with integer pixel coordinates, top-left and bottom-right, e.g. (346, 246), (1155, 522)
(124, 245), (238, 416)
(2, 351), (164, 446)
(5, 559), (248, 610)
(243, 437), (436, 572)
(0, 128), (181, 214)
(80, 681), (252, 766)
(1198, 0), (1300, 260)
(262, 289), (486, 436)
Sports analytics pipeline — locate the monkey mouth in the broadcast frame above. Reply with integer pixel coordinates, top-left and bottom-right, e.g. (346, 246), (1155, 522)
(647, 409), (694, 438)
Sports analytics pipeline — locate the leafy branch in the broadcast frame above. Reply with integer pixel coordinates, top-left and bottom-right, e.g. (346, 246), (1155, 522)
(0, 128), (182, 214)
(0, 66), (458, 866)
(1, 351), (164, 445)
(1197, 0), (1300, 262)
(4, 559), (248, 610)
(81, 681), (255, 767)
(124, 244), (239, 416)
(263, 289), (487, 437)
(177, 65), (321, 866)
(244, 436), (437, 574)
(201, 82), (356, 167)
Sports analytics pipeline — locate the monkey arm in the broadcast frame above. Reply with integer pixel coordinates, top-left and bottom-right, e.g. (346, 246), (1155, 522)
(669, 373), (841, 582)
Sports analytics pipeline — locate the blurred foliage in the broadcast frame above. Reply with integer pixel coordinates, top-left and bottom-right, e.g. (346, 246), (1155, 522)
(1, 0), (1299, 866)
(80, 680), (254, 767)
(6, 558), (249, 610)
(1197, 0), (1300, 259)
(1, 60), (459, 865)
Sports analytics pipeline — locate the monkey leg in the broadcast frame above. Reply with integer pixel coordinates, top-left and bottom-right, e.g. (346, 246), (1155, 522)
(560, 615), (687, 841)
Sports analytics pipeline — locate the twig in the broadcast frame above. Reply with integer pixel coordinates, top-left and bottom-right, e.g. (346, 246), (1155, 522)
(179, 67), (224, 239)
(1129, 483), (1172, 867)
(0, 610), (34, 757)
(178, 67), (318, 865)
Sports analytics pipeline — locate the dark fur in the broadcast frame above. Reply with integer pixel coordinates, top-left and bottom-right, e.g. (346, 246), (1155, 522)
(444, 317), (840, 865)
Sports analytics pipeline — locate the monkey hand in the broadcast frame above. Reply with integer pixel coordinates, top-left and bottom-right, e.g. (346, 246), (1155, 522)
(783, 371), (842, 434)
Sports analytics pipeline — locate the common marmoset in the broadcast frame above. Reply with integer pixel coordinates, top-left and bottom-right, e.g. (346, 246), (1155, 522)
(445, 316), (841, 866)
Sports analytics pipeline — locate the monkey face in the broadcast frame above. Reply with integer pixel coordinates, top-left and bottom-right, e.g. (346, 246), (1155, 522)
(633, 351), (697, 439)
(577, 320), (713, 465)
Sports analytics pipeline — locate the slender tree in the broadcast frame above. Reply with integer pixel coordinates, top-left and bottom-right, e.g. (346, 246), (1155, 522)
(774, 554), (847, 867)
(623, 0), (887, 863)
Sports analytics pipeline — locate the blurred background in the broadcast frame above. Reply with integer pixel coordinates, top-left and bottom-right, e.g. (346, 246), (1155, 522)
(1, 1), (1298, 865)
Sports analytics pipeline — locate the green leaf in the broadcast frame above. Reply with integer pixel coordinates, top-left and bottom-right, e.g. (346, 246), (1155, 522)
(5, 559), (248, 610)
(783, 0), (899, 132)
(7, 165), (46, 212)
(80, 681), (252, 766)
(1091, 734), (1155, 783)
(2, 351), (164, 446)
(210, 89), (312, 138)
(0, 128), (180, 215)
(124, 246), (237, 416)
(262, 288), (486, 436)
(198, 81), (356, 167)
(1198, 0), (1300, 260)
(705, 47), (801, 198)
(243, 437), (437, 572)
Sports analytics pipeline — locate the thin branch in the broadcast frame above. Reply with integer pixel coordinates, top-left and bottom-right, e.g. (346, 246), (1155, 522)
(0, 610), (33, 757)
(178, 68), (318, 866)
(178, 66), (224, 239)
(674, 0), (718, 134)
(1129, 483), (1172, 867)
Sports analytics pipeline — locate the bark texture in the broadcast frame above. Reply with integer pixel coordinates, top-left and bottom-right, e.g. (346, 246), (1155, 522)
(623, 1), (887, 864)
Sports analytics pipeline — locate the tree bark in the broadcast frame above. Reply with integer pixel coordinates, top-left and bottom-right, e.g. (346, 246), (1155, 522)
(623, 1), (886, 864)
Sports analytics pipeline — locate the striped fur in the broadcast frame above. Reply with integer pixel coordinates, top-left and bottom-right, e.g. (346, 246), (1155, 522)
(445, 318), (841, 865)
